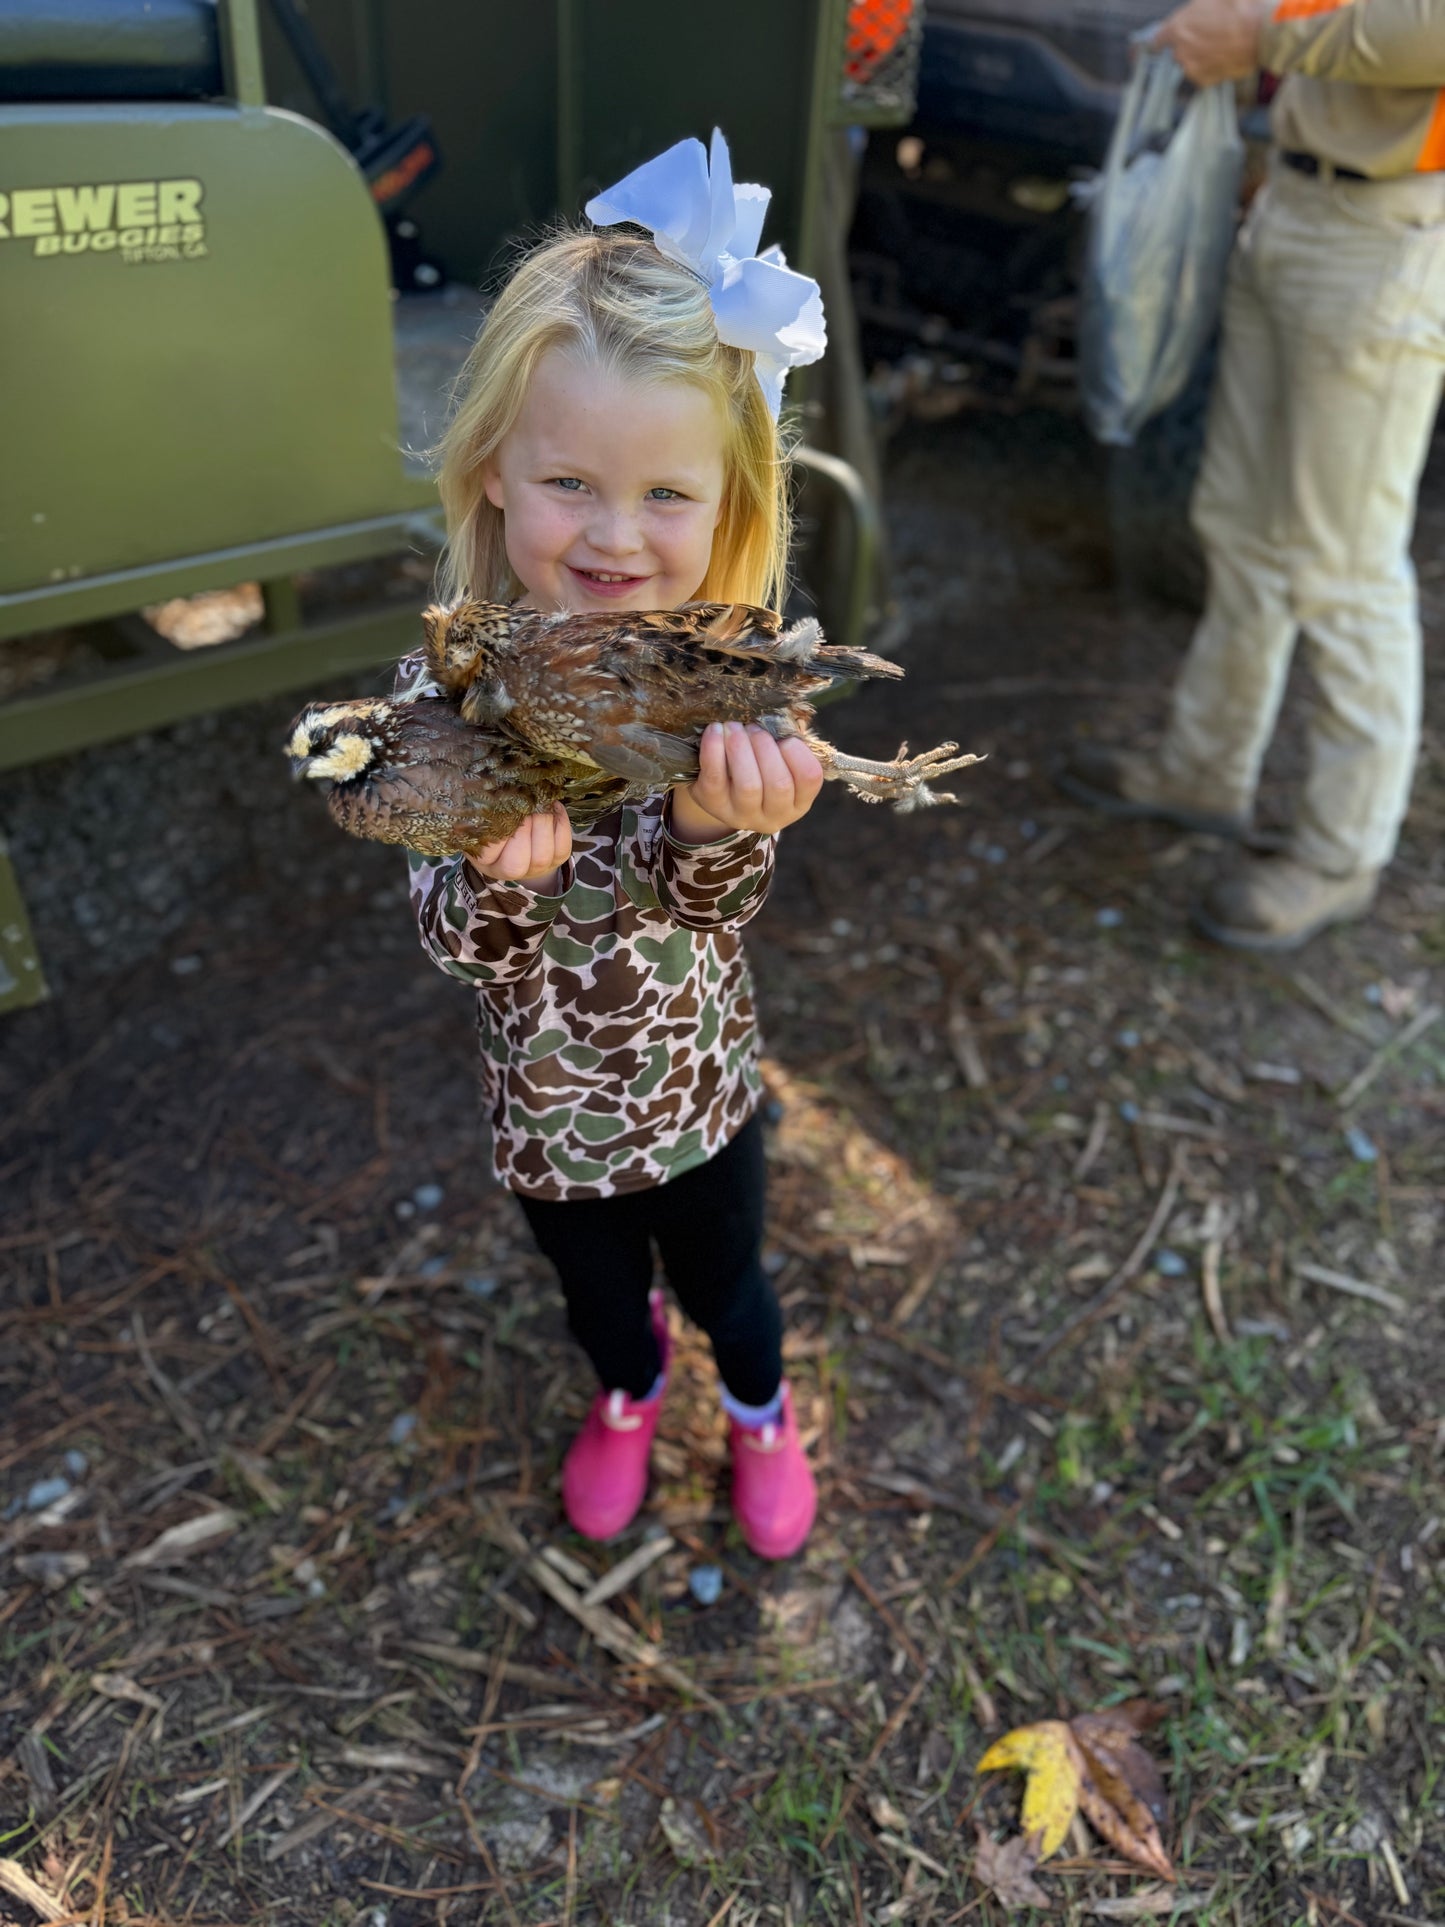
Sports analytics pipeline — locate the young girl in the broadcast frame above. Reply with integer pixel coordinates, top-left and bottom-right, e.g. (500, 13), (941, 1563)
(400, 133), (828, 1559)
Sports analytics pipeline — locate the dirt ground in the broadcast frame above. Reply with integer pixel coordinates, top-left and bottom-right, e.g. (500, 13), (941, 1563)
(1, 409), (1442, 1927)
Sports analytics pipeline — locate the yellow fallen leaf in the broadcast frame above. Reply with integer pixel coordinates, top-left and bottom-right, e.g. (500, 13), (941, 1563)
(977, 1719), (1082, 1859)
(976, 1703), (1177, 1883)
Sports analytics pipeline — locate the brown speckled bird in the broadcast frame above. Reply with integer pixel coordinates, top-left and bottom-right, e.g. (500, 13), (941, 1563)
(287, 600), (980, 856)
(284, 697), (638, 857)
(421, 598), (980, 805)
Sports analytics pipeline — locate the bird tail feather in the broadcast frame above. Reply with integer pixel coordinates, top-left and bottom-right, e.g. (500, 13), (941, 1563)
(694, 613), (905, 685)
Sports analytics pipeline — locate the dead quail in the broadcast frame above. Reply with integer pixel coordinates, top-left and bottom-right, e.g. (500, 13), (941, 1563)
(421, 598), (981, 807)
(285, 696), (638, 857)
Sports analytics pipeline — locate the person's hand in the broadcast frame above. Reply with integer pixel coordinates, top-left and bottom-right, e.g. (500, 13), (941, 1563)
(1151, 0), (1268, 87)
(670, 721), (825, 841)
(466, 803), (572, 886)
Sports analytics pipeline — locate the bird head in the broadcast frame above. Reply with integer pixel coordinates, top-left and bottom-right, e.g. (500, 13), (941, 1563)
(420, 598), (515, 697)
(285, 699), (394, 789)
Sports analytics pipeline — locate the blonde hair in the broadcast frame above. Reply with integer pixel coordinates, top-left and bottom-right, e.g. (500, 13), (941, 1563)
(436, 229), (790, 609)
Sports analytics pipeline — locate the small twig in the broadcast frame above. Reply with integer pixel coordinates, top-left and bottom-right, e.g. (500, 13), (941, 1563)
(1201, 1238), (1230, 1344)
(359, 1877), (502, 1901)
(335, 1744), (458, 1778)
(131, 1312), (209, 1449)
(0, 1860), (67, 1924)
(1293, 1260), (1408, 1317)
(403, 1641), (598, 1699)
(1336, 1003), (1442, 1111)
(460, 1795), (524, 1927)
(854, 1469), (1101, 1573)
(265, 1777), (386, 1863)
(1129, 1110), (1225, 1141)
(891, 1248), (948, 1327)
(1378, 1835), (1413, 1908)
(940, 676), (1136, 701)
(846, 1565), (926, 1671)
(479, 1511), (724, 1713)
(1305, 1891), (1370, 1927)
(1072, 1103), (1110, 1183)
(946, 993), (990, 1090)
(1282, 968), (1381, 1045)
(878, 1832), (951, 1880)
(956, 1644), (999, 1731)
(1025, 1146), (1186, 1371)
(216, 1761), (298, 1849)
(563, 1805), (578, 1927)
(580, 1534), (674, 1608)
(819, 1662), (934, 1852)
(1022, 821), (1071, 866)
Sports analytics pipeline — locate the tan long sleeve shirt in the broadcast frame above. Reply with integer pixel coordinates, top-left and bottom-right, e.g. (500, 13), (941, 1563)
(1261, 0), (1445, 175)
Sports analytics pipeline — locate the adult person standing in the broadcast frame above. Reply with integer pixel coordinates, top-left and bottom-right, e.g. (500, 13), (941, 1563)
(1060, 0), (1445, 949)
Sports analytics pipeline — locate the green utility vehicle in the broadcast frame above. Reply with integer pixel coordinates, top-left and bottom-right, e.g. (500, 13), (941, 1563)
(0, 0), (920, 1012)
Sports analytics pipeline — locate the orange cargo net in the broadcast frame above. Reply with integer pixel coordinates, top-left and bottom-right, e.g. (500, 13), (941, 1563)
(845, 0), (916, 83)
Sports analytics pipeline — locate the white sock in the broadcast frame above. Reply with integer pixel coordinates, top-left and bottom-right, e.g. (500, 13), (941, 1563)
(720, 1385), (783, 1430)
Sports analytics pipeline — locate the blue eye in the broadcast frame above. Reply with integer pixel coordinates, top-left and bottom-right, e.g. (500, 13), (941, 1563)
(647, 487), (684, 501)
(550, 477), (585, 492)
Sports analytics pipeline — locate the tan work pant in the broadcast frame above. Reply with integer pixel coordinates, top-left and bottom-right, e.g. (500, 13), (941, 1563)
(1160, 160), (1445, 874)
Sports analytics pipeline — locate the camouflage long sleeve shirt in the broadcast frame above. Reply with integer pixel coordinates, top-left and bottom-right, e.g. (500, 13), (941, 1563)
(396, 655), (775, 1201)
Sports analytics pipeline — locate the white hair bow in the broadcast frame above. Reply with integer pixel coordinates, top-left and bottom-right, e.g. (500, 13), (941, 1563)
(585, 128), (827, 420)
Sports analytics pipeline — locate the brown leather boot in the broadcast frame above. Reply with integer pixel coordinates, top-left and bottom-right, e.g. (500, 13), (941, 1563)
(1195, 855), (1380, 951)
(1057, 743), (1250, 838)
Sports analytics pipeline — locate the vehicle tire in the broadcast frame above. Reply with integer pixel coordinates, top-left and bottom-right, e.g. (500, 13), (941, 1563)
(1106, 343), (1216, 612)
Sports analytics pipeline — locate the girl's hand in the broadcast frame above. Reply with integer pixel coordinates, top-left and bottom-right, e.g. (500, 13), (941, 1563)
(670, 722), (824, 842)
(466, 803), (572, 888)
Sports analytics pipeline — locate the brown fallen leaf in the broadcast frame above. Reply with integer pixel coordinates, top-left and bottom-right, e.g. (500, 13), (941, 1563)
(1075, 1772), (1175, 1883)
(972, 1825), (1052, 1910)
(1071, 1733), (1173, 1878)
(975, 1702), (1175, 1881)
(1070, 1703), (1173, 1878)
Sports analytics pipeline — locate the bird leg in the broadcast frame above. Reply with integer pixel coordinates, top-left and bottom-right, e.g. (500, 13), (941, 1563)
(804, 734), (984, 812)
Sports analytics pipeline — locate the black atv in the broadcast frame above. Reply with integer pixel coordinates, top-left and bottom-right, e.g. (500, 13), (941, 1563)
(851, 0), (1259, 607)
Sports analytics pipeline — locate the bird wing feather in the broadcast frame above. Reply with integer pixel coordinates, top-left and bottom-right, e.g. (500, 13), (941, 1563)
(585, 722), (701, 786)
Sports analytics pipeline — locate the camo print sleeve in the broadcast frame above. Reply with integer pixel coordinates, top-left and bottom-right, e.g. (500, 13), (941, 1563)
(643, 800), (776, 932)
(407, 851), (577, 986)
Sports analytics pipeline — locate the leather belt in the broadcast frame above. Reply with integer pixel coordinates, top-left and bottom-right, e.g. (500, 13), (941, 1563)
(1281, 149), (1371, 183)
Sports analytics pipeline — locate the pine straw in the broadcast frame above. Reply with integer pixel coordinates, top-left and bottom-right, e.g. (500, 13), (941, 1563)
(2, 411), (1443, 1925)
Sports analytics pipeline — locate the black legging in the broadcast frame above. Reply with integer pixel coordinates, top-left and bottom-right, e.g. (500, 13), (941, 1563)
(516, 1113), (783, 1405)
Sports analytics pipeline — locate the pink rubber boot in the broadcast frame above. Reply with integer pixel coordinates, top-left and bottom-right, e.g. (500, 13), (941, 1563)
(561, 1290), (669, 1542)
(728, 1381), (817, 1560)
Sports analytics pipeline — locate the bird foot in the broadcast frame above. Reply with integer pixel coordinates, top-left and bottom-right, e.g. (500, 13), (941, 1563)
(826, 741), (984, 809)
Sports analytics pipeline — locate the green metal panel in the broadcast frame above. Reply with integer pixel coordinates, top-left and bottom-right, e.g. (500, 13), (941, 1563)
(0, 836), (48, 1013)
(559, 0), (832, 271)
(0, 507), (441, 643)
(0, 597), (432, 775)
(259, 0), (843, 288)
(0, 101), (411, 596)
(259, 0), (560, 287)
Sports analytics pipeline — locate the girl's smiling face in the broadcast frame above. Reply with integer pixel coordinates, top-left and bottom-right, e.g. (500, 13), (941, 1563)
(482, 349), (727, 614)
